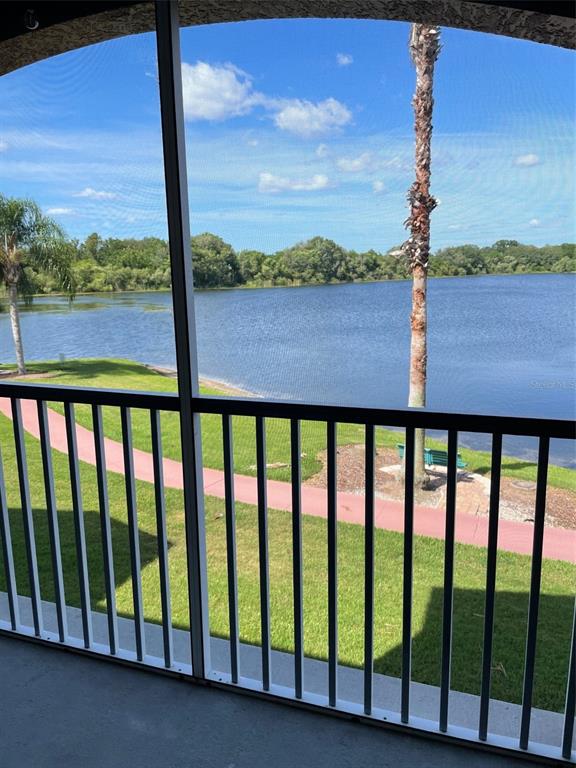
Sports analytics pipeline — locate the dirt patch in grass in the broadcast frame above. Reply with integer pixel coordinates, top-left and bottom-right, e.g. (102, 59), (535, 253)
(306, 443), (575, 530)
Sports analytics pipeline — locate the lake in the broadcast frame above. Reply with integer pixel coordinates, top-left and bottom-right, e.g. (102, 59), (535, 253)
(0, 273), (574, 466)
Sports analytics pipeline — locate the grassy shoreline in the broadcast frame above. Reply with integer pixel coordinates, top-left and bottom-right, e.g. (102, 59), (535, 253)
(1, 358), (574, 490)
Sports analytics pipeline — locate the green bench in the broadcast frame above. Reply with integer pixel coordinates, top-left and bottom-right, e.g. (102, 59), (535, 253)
(396, 444), (468, 469)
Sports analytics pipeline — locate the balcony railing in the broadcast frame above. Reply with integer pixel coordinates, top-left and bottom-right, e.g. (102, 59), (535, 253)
(0, 379), (574, 765)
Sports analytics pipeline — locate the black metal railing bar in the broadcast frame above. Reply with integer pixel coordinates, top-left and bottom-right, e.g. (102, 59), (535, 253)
(290, 418), (304, 700)
(64, 402), (93, 648)
(401, 426), (415, 724)
(92, 403), (118, 655)
(520, 436), (550, 750)
(11, 398), (42, 636)
(478, 432), (503, 741)
(0, 441), (19, 630)
(439, 429), (458, 732)
(121, 406), (145, 662)
(363, 423), (375, 716)
(256, 415), (271, 691)
(222, 413), (240, 684)
(38, 400), (67, 642)
(327, 421), (338, 707)
(150, 409), (173, 668)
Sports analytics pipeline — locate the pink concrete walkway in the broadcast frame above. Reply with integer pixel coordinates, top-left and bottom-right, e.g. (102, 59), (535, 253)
(1, 397), (574, 563)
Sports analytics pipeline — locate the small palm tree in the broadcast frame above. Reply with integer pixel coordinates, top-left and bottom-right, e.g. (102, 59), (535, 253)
(0, 195), (74, 374)
(400, 24), (441, 489)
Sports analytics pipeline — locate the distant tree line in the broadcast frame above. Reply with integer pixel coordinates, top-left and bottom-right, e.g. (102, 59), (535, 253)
(16, 232), (576, 294)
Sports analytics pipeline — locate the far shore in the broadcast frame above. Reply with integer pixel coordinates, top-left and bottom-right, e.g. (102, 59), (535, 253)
(1, 268), (573, 303)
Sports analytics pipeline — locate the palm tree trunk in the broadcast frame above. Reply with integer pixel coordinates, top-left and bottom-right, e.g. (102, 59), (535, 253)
(8, 282), (26, 375)
(408, 263), (427, 485)
(403, 24), (440, 489)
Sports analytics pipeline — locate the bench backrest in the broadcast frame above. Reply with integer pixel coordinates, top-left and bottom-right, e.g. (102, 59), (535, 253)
(397, 444), (467, 468)
(427, 449), (468, 468)
(427, 449), (448, 466)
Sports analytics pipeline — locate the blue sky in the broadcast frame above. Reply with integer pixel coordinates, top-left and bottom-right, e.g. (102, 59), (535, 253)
(0, 19), (574, 253)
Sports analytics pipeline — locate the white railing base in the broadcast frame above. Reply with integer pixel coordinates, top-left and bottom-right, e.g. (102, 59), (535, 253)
(0, 592), (571, 763)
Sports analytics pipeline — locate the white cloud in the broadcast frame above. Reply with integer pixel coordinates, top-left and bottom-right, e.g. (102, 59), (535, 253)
(258, 172), (330, 193)
(316, 143), (329, 158)
(46, 207), (73, 215)
(273, 98), (351, 138)
(529, 217), (541, 227)
(372, 180), (385, 194)
(181, 61), (261, 121)
(337, 152), (374, 173)
(336, 53), (353, 67)
(0, 140), (8, 152)
(74, 187), (117, 200)
(178, 61), (352, 139)
(515, 153), (539, 167)
(447, 223), (462, 230)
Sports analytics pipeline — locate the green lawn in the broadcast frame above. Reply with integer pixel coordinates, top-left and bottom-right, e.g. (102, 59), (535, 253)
(3, 358), (575, 491)
(0, 385), (574, 713)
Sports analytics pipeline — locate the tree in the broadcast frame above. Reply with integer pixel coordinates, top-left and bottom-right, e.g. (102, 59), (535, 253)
(238, 249), (266, 284)
(277, 237), (350, 284)
(190, 233), (242, 288)
(0, 196), (74, 374)
(80, 232), (103, 262)
(399, 24), (441, 488)
(492, 239), (519, 252)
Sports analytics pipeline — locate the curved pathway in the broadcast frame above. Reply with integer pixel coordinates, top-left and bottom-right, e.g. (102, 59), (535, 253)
(0, 397), (574, 563)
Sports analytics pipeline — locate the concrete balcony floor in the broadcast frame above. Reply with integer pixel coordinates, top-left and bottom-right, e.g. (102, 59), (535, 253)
(0, 634), (529, 768)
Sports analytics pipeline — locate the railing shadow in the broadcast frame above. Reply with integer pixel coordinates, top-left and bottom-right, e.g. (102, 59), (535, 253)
(374, 586), (573, 713)
(0, 505), (160, 615)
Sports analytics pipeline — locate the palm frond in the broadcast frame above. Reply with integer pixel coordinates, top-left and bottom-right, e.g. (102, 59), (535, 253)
(0, 195), (74, 295)
(16, 268), (36, 304)
(27, 235), (75, 294)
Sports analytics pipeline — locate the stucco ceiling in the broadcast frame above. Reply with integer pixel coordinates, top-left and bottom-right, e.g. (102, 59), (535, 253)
(0, 0), (574, 76)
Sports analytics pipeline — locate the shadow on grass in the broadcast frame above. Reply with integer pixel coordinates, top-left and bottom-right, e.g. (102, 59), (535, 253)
(375, 586), (573, 712)
(0, 505), (161, 616)
(472, 461), (538, 476)
(41, 359), (152, 382)
(0, 358), (156, 384)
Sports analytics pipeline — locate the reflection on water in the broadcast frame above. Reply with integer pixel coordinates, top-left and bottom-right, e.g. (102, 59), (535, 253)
(0, 295), (174, 316)
(10, 300), (109, 314)
(0, 275), (574, 466)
